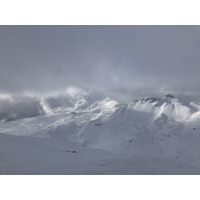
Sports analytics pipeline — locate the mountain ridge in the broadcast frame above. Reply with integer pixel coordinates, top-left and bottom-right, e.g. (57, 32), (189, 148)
(1, 87), (200, 161)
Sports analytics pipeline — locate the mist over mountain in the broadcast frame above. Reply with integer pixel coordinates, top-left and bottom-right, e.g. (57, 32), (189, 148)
(1, 26), (200, 97)
(1, 26), (200, 174)
(1, 87), (200, 161)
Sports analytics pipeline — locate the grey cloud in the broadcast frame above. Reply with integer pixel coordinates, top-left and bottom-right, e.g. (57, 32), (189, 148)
(0, 26), (200, 98)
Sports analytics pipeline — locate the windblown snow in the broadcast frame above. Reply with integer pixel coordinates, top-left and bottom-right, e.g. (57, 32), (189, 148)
(1, 87), (200, 174)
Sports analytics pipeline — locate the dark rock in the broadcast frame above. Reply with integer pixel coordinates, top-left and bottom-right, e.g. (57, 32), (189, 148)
(165, 94), (175, 98)
(141, 97), (157, 103)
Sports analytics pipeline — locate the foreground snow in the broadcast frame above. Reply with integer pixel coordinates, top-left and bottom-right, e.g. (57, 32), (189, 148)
(1, 133), (200, 175)
(1, 87), (200, 174)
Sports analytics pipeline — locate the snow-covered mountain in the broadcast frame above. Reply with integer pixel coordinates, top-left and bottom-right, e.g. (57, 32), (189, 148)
(1, 87), (200, 165)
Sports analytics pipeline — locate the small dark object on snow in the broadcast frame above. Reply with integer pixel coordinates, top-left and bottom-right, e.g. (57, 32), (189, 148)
(63, 150), (78, 153)
(95, 123), (101, 126)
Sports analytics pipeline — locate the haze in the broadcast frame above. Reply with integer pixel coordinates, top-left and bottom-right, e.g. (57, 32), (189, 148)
(0, 25), (200, 99)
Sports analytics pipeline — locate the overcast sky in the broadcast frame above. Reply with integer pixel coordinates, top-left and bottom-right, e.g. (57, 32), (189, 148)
(0, 26), (200, 98)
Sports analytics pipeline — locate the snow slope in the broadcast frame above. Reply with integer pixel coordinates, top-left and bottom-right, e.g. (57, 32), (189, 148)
(1, 87), (200, 174)
(1, 133), (200, 175)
